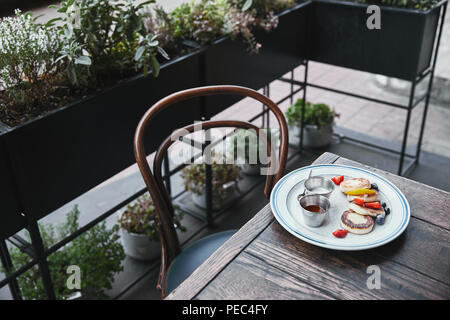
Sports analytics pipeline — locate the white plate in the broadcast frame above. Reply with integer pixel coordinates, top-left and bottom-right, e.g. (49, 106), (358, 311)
(270, 164), (410, 250)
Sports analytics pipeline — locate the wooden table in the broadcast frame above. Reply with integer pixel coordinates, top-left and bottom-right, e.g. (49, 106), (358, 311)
(167, 152), (450, 300)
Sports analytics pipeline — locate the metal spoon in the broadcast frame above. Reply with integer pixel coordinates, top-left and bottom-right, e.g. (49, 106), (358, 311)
(297, 169), (313, 201)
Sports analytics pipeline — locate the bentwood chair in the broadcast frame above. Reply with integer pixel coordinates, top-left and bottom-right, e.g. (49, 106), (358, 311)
(134, 85), (289, 297)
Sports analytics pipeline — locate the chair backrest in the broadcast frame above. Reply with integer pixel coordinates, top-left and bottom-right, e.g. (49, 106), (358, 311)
(134, 85), (289, 296)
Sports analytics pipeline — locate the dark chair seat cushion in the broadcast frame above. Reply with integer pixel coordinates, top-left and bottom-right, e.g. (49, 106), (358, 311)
(166, 230), (236, 294)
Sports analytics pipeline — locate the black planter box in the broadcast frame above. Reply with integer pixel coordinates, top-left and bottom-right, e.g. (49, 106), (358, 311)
(309, 0), (444, 80)
(0, 134), (25, 239)
(204, 1), (310, 117)
(0, 52), (203, 221)
(0, 1), (55, 17)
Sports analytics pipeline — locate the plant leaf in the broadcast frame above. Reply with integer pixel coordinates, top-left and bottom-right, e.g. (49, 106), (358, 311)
(157, 47), (170, 60)
(134, 46), (145, 61)
(75, 56), (92, 66)
(242, 0), (252, 11)
(150, 55), (160, 77)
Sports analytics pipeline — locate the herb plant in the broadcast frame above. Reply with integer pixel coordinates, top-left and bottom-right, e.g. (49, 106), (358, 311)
(142, 5), (179, 54)
(0, 10), (88, 125)
(118, 193), (185, 241)
(51, 0), (168, 83)
(285, 99), (338, 129)
(1, 206), (125, 300)
(226, 0), (296, 53)
(181, 161), (241, 203)
(169, 0), (228, 45)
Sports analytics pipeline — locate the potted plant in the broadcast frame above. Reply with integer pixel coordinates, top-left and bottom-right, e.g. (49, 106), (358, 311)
(226, 128), (279, 175)
(285, 99), (338, 148)
(181, 158), (241, 210)
(309, 0), (446, 80)
(117, 193), (185, 261)
(0, 205), (125, 300)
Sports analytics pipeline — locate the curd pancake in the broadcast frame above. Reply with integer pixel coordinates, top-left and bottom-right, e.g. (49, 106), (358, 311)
(340, 178), (371, 193)
(341, 210), (374, 235)
(349, 202), (385, 217)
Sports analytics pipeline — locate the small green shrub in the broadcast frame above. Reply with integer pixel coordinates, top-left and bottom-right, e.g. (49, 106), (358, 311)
(0, 10), (89, 125)
(52, 0), (168, 83)
(1, 206), (125, 300)
(225, 0), (296, 53)
(169, 0), (228, 44)
(285, 99), (338, 129)
(142, 5), (179, 54)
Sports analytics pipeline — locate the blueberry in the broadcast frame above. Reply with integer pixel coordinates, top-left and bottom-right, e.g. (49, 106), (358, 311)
(385, 207), (391, 215)
(376, 214), (385, 225)
(371, 183), (379, 191)
(381, 202), (386, 209)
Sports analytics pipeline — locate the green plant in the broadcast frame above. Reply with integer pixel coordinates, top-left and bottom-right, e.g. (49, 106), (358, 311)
(52, 0), (168, 83)
(0, 206), (125, 300)
(181, 161), (241, 202)
(169, 0), (228, 44)
(225, 0), (295, 53)
(142, 5), (179, 54)
(285, 99), (338, 129)
(0, 10), (85, 123)
(118, 193), (185, 241)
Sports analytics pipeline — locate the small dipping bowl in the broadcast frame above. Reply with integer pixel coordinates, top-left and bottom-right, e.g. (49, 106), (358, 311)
(304, 176), (335, 199)
(298, 194), (330, 227)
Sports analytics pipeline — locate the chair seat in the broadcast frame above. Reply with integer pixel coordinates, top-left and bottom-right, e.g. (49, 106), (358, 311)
(165, 230), (236, 294)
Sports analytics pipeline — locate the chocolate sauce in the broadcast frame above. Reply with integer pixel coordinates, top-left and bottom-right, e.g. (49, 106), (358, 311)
(303, 205), (325, 213)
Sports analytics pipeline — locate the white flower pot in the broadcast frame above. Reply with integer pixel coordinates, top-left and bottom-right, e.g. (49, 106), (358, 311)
(290, 123), (333, 148)
(120, 228), (160, 261)
(117, 210), (160, 261)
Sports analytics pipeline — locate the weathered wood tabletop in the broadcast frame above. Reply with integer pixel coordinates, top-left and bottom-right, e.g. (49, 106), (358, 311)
(166, 152), (450, 300)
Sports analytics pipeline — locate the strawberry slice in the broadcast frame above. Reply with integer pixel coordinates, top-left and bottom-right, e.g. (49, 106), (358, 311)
(331, 175), (344, 185)
(332, 229), (348, 238)
(365, 202), (382, 209)
(353, 198), (365, 206)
